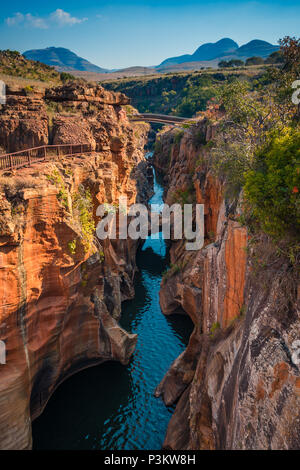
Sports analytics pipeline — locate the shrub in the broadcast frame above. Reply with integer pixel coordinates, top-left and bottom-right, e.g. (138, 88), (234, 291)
(46, 169), (69, 209)
(72, 185), (95, 253)
(60, 72), (75, 82)
(174, 130), (184, 145)
(172, 184), (195, 205)
(162, 263), (182, 282)
(68, 239), (77, 255)
(244, 128), (300, 239)
(245, 57), (264, 66)
(24, 85), (34, 94)
(210, 321), (220, 337)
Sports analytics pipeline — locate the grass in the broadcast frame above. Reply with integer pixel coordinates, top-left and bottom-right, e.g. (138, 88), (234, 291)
(0, 175), (43, 191)
(0, 50), (61, 84)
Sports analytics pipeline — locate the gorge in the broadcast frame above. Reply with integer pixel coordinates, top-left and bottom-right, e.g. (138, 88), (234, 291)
(0, 76), (299, 451)
(31, 163), (193, 449)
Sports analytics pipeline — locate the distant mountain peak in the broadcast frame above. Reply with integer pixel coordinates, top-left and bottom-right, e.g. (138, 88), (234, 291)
(159, 38), (279, 68)
(23, 47), (107, 73)
(159, 38), (239, 67)
(236, 39), (280, 58)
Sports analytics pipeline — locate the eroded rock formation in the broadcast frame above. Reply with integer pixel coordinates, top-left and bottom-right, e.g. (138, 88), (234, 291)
(154, 117), (300, 450)
(0, 83), (151, 449)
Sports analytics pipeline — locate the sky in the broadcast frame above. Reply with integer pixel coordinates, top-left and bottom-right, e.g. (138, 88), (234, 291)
(0, 1), (299, 69)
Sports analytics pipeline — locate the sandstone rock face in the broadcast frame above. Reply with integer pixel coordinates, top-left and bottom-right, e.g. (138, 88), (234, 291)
(0, 96), (48, 153)
(0, 83), (151, 449)
(154, 117), (300, 450)
(0, 82), (131, 154)
(45, 82), (129, 106)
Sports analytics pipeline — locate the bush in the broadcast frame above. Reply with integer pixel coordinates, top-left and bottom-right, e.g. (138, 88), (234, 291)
(60, 72), (75, 82)
(219, 59), (244, 68)
(46, 169), (69, 209)
(72, 185), (95, 253)
(244, 128), (300, 239)
(265, 51), (284, 64)
(174, 130), (184, 145)
(246, 56), (264, 66)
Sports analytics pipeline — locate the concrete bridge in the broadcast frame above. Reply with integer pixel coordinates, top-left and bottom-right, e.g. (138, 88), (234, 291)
(129, 113), (193, 125)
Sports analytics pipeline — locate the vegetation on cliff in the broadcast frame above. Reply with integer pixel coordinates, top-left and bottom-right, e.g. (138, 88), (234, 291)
(244, 128), (300, 239)
(209, 37), (300, 261)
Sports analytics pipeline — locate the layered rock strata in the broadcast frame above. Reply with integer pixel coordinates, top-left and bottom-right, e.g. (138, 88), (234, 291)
(0, 83), (151, 449)
(154, 117), (300, 450)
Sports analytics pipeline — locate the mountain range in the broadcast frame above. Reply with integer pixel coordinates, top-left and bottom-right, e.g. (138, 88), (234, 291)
(159, 38), (279, 68)
(22, 39), (280, 75)
(23, 47), (107, 73)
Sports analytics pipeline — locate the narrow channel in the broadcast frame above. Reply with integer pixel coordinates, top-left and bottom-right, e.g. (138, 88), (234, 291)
(32, 153), (193, 450)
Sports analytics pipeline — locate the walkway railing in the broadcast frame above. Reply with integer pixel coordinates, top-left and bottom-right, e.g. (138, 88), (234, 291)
(0, 143), (93, 171)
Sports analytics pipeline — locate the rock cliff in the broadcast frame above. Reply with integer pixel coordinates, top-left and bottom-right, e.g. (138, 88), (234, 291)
(0, 83), (151, 449)
(154, 117), (300, 449)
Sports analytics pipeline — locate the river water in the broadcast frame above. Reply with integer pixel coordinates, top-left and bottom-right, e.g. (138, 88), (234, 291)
(32, 155), (193, 450)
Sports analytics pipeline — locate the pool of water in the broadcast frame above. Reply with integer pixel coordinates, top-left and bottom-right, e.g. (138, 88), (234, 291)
(32, 156), (193, 450)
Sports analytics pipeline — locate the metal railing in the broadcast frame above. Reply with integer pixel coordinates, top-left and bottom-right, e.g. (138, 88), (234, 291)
(0, 143), (93, 172)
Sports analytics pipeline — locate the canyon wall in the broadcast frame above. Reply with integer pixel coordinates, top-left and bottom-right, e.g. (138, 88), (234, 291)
(154, 118), (300, 449)
(0, 83), (151, 449)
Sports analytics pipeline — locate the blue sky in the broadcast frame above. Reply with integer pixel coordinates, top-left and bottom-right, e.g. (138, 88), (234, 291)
(0, 1), (299, 69)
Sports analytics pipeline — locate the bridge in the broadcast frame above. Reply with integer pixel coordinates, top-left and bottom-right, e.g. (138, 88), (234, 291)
(0, 143), (93, 172)
(129, 113), (193, 125)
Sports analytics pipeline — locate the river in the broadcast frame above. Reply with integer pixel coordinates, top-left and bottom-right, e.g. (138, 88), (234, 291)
(32, 154), (193, 450)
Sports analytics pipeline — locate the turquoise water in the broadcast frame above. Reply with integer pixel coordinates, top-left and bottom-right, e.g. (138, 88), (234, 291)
(32, 160), (193, 450)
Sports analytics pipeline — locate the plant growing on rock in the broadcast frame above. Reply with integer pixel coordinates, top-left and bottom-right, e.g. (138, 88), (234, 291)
(72, 185), (95, 254)
(46, 169), (69, 209)
(68, 239), (77, 255)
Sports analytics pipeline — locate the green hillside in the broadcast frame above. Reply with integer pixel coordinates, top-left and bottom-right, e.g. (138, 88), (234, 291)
(102, 68), (267, 117)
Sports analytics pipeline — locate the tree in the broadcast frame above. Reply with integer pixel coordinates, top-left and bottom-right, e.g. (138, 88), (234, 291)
(60, 72), (75, 82)
(219, 60), (228, 68)
(228, 59), (244, 67)
(265, 51), (284, 64)
(246, 56), (264, 66)
(211, 80), (286, 197)
(219, 59), (244, 68)
(279, 36), (300, 71)
(266, 36), (300, 118)
(244, 128), (300, 239)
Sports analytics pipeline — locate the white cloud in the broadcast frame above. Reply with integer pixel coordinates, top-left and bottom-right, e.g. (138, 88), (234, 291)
(6, 13), (24, 27)
(50, 9), (88, 26)
(5, 9), (87, 29)
(6, 12), (47, 29)
(25, 14), (48, 29)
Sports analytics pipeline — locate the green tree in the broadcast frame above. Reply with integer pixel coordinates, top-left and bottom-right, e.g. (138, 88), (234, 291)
(265, 51), (284, 64)
(246, 56), (264, 66)
(244, 128), (300, 239)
